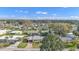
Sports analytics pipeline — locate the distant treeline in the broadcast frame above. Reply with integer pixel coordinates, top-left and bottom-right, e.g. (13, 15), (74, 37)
(0, 19), (79, 24)
(31, 20), (79, 24)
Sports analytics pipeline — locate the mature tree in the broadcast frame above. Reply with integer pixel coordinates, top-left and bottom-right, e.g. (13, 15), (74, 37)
(73, 31), (79, 36)
(48, 23), (72, 36)
(40, 34), (64, 51)
(19, 20), (32, 26)
(22, 36), (28, 43)
(77, 23), (79, 31)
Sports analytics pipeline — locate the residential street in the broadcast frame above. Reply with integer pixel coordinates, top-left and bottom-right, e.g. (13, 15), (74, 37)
(0, 48), (40, 51)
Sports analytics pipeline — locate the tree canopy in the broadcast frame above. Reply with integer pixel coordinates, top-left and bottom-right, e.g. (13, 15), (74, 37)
(48, 23), (72, 36)
(40, 34), (64, 51)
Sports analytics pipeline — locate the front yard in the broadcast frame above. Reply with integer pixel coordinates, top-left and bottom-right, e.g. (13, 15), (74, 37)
(17, 37), (27, 48)
(0, 43), (11, 48)
(32, 41), (41, 48)
(17, 42), (27, 48)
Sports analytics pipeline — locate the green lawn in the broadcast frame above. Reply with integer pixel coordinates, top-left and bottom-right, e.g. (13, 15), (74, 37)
(64, 42), (77, 51)
(0, 43), (11, 48)
(17, 42), (27, 48)
(32, 42), (40, 48)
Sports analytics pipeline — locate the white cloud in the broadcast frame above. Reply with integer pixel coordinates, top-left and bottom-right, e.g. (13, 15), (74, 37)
(36, 11), (48, 14)
(15, 10), (23, 13)
(70, 16), (74, 18)
(19, 10), (23, 13)
(10, 15), (15, 17)
(70, 16), (79, 18)
(0, 15), (9, 18)
(0, 15), (18, 19)
(42, 12), (48, 14)
(63, 7), (68, 8)
(36, 11), (41, 14)
(15, 10), (28, 13)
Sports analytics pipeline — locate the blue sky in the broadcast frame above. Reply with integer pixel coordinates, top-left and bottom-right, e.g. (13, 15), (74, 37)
(0, 7), (79, 19)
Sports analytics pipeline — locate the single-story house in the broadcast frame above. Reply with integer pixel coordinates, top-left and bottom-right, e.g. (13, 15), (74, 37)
(60, 37), (74, 42)
(0, 35), (24, 44)
(66, 33), (75, 38)
(10, 31), (23, 34)
(27, 35), (44, 42)
(60, 33), (75, 42)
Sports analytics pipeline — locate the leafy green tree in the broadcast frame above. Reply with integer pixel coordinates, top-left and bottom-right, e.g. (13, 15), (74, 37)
(21, 36), (28, 43)
(40, 34), (64, 51)
(48, 23), (72, 36)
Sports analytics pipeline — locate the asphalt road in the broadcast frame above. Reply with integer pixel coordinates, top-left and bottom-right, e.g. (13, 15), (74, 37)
(0, 48), (40, 51)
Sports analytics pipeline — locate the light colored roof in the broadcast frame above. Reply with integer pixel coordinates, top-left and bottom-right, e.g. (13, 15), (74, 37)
(0, 30), (11, 34)
(0, 36), (17, 40)
(8, 37), (18, 40)
(8, 35), (24, 40)
(0, 29), (11, 31)
(67, 33), (73, 35)
(60, 36), (74, 41)
(27, 35), (44, 40)
(0, 36), (6, 39)
(13, 35), (24, 38)
(10, 31), (22, 33)
(0, 35), (24, 40)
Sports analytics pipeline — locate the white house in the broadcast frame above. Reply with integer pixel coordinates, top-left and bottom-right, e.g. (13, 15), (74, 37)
(0, 30), (10, 35)
(27, 35), (44, 42)
(10, 31), (23, 34)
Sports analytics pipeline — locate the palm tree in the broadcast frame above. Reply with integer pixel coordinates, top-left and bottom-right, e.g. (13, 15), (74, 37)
(40, 34), (64, 51)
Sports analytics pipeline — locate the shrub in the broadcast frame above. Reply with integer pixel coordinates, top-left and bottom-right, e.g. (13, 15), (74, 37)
(32, 42), (40, 48)
(0, 43), (10, 48)
(17, 42), (27, 48)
